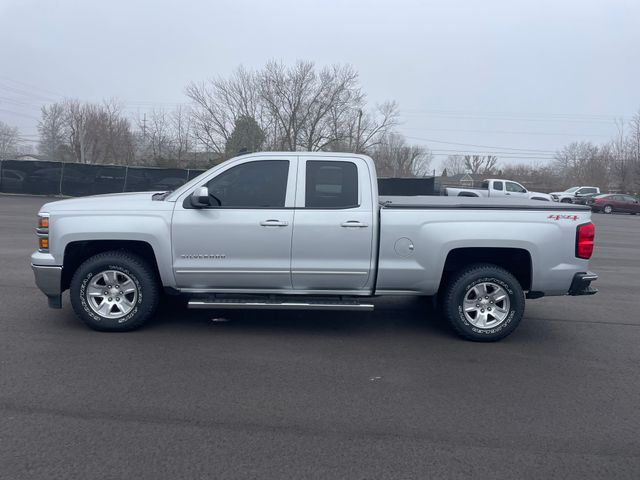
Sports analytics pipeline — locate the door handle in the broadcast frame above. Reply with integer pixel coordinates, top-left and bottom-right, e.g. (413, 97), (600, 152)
(260, 219), (289, 227)
(341, 220), (369, 228)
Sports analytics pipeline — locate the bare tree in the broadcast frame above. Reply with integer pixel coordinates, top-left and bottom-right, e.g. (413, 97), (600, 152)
(440, 155), (467, 175)
(609, 119), (633, 191)
(38, 103), (68, 161)
(38, 99), (134, 164)
(171, 106), (193, 167)
(501, 162), (563, 192)
(64, 99), (90, 163)
(0, 120), (21, 160)
(625, 111), (640, 191)
(185, 66), (259, 154)
(464, 155), (498, 174)
(186, 61), (398, 155)
(553, 141), (610, 189)
(372, 133), (433, 177)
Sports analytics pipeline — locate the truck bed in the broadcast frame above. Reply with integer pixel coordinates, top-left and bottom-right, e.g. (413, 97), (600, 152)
(379, 195), (589, 211)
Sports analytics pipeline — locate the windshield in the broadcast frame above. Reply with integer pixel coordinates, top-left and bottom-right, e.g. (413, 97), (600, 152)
(564, 187), (580, 193)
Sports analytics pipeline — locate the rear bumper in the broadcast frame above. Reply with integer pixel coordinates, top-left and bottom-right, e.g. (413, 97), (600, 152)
(31, 264), (63, 308)
(568, 271), (598, 296)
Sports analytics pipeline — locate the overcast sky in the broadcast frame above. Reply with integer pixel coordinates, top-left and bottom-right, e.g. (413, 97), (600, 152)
(1, 0), (639, 167)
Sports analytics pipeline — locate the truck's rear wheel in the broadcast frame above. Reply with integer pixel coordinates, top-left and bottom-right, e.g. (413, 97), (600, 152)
(70, 251), (160, 331)
(442, 264), (525, 341)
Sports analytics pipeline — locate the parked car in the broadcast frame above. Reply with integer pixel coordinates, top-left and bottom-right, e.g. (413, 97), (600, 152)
(31, 152), (597, 342)
(445, 179), (552, 201)
(572, 193), (600, 205)
(587, 194), (640, 214)
(550, 186), (600, 203)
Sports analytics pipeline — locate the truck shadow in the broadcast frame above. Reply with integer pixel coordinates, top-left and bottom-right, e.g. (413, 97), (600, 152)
(149, 295), (454, 338)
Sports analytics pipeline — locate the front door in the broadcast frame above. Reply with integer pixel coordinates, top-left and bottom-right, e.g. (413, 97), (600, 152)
(290, 156), (375, 291)
(505, 181), (528, 198)
(172, 158), (297, 290)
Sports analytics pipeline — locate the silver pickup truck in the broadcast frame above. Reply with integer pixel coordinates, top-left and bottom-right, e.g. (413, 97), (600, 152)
(32, 152), (597, 341)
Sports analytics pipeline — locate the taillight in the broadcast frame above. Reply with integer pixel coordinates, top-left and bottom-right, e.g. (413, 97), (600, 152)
(576, 222), (595, 259)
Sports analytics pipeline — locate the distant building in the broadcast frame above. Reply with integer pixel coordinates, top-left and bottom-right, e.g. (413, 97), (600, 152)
(436, 172), (486, 190)
(14, 154), (46, 162)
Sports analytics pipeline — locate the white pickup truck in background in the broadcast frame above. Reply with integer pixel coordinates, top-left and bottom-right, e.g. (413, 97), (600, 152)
(550, 186), (601, 203)
(445, 179), (552, 201)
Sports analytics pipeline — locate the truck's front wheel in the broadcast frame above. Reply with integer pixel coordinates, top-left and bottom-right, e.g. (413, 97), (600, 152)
(442, 264), (525, 341)
(70, 251), (160, 332)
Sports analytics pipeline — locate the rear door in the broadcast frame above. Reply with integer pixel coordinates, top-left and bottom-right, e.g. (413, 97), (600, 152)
(621, 195), (640, 213)
(290, 156), (375, 292)
(612, 195), (628, 212)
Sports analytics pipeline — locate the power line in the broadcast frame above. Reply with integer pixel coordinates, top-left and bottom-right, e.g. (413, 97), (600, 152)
(402, 108), (629, 120)
(0, 76), (66, 98)
(0, 108), (40, 120)
(401, 111), (625, 125)
(403, 135), (556, 153)
(401, 126), (610, 138)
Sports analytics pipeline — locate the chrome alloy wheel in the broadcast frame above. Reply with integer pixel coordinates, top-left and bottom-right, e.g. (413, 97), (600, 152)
(462, 282), (511, 329)
(86, 270), (138, 319)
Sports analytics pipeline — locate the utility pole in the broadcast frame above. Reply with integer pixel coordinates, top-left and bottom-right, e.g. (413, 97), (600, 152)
(142, 113), (147, 140)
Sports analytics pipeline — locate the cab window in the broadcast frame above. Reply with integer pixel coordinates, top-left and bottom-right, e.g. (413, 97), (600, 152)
(305, 161), (358, 208)
(506, 181), (526, 193)
(206, 160), (289, 208)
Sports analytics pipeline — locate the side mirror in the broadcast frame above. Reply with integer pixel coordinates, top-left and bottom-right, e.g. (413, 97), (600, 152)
(190, 186), (210, 208)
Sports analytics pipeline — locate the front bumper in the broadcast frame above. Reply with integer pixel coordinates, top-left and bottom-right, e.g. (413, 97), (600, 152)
(568, 271), (598, 296)
(31, 264), (63, 308)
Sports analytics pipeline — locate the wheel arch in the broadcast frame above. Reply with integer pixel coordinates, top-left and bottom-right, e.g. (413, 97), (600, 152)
(439, 247), (532, 292)
(62, 240), (162, 292)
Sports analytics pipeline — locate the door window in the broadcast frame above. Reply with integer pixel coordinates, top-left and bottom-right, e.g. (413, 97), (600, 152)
(206, 160), (289, 208)
(506, 182), (526, 193)
(305, 161), (358, 208)
(493, 181), (503, 191)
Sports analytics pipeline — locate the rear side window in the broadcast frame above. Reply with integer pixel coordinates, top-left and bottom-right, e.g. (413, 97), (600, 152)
(305, 161), (358, 208)
(206, 160), (289, 208)
(493, 181), (503, 191)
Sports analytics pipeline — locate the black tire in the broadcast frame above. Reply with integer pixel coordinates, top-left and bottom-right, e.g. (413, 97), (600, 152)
(442, 264), (525, 342)
(70, 250), (160, 332)
(603, 204), (613, 214)
(560, 198), (572, 203)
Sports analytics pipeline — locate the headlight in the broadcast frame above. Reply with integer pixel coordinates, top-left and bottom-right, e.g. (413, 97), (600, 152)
(37, 214), (50, 252)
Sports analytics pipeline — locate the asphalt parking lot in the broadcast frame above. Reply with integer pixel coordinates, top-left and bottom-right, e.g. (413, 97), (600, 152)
(1, 194), (640, 479)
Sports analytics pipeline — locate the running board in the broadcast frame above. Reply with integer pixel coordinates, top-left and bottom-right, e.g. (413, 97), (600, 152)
(188, 298), (374, 311)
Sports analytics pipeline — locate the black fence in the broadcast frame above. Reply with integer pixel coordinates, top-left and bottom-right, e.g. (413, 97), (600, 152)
(0, 159), (438, 198)
(377, 177), (437, 196)
(0, 160), (206, 197)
